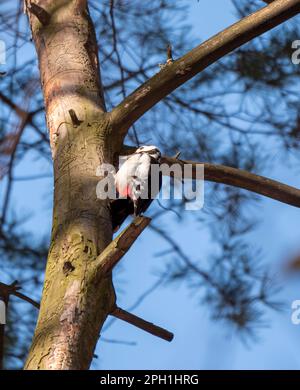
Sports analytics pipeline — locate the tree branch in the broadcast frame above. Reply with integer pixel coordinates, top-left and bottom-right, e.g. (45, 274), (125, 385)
(95, 217), (174, 343)
(94, 216), (151, 275)
(0, 92), (43, 126)
(12, 290), (40, 309)
(110, 307), (174, 342)
(0, 281), (40, 309)
(0, 279), (40, 369)
(0, 92), (28, 120)
(160, 156), (300, 208)
(111, 0), (300, 140)
(0, 278), (174, 344)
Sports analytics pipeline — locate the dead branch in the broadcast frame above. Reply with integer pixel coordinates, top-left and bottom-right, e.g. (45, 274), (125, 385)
(111, 307), (174, 342)
(0, 276), (174, 345)
(94, 216), (152, 275)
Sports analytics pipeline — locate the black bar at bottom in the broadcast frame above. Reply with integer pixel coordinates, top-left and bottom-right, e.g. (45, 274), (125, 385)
(0, 370), (300, 385)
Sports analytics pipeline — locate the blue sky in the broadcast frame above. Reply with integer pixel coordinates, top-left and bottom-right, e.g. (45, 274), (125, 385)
(2, 0), (300, 369)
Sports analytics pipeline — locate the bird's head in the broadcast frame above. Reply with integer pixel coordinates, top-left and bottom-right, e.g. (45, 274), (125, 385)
(135, 145), (161, 161)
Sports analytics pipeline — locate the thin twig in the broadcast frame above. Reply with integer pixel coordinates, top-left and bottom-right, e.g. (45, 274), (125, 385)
(111, 307), (174, 342)
(12, 291), (40, 309)
(0, 281), (40, 309)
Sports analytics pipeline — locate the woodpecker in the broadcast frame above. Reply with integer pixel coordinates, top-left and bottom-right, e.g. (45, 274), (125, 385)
(111, 145), (162, 232)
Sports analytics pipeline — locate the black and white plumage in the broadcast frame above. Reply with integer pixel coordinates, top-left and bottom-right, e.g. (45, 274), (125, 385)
(111, 145), (162, 232)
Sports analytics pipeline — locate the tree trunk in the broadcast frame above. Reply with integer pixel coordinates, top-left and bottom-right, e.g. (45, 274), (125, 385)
(24, 0), (116, 369)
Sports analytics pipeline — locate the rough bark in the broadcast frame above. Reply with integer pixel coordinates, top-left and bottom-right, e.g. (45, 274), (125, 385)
(24, 0), (116, 370)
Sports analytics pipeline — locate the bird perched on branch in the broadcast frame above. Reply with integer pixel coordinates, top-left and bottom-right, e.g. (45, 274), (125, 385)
(111, 145), (162, 232)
